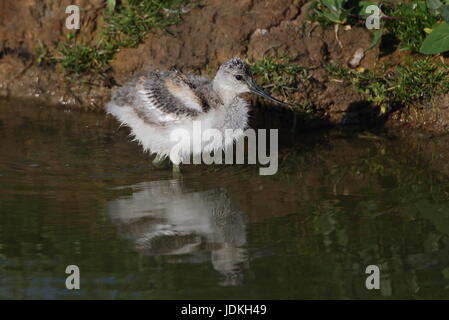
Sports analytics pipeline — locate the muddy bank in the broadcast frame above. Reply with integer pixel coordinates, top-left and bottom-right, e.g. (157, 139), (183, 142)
(1, 0), (449, 132)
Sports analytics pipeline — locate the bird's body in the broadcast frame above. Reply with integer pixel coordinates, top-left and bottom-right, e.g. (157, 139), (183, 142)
(106, 58), (287, 170)
(107, 69), (249, 165)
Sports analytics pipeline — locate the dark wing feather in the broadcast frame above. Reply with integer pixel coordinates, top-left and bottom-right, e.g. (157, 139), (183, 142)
(136, 71), (209, 124)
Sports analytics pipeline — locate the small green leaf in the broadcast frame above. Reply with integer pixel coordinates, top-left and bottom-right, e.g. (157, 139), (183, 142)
(427, 0), (443, 11)
(323, 11), (344, 24)
(359, 1), (379, 17)
(322, 0), (346, 12)
(107, 0), (116, 12)
(367, 30), (383, 51)
(322, 0), (339, 12)
(335, 0), (345, 11)
(420, 22), (449, 54)
(441, 5), (449, 23)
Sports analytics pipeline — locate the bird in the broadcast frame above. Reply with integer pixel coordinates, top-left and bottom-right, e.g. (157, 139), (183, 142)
(106, 57), (289, 172)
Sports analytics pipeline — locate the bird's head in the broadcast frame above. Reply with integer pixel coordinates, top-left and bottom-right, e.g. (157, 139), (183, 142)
(213, 58), (289, 106)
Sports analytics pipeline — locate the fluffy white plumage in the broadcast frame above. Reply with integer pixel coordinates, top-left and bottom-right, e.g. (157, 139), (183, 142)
(106, 58), (287, 167)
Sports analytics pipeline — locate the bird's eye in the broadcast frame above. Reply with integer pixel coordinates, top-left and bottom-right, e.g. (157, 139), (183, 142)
(234, 75), (243, 81)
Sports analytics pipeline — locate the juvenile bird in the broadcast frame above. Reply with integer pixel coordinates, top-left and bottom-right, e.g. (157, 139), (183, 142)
(106, 58), (288, 172)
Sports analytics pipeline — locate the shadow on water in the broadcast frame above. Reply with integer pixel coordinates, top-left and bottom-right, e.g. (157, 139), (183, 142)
(1, 98), (449, 299)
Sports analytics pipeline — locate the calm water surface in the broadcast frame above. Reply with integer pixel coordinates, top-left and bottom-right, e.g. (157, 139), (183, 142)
(1, 99), (449, 299)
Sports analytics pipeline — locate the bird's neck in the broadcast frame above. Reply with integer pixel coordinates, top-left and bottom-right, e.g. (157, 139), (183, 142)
(212, 79), (237, 106)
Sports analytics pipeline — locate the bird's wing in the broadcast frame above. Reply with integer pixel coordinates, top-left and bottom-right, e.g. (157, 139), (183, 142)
(136, 71), (206, 124)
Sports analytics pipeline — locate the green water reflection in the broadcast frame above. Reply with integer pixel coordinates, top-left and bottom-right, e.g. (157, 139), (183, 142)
(1, 99), (449, 299)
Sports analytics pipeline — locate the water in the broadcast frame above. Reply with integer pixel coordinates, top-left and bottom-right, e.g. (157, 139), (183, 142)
(1, 99), (449, 299)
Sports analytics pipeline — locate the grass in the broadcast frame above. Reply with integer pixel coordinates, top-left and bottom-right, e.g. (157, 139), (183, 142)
(103, 0), (189, 48)
(252, 55), (314, 112)
(308, 1), (449, 114)
(34, 40), (53, 67)
(308, 0), (345, 28)
(383, 1), (439, 53)
(56, 34), (116, 80)
(38, 0), (192, 81)
(308, 1), (441, 54)
(328, 58), (449, 112)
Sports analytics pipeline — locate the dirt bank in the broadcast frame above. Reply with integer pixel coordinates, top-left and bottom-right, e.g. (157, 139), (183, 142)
(1, 0), (449, 132)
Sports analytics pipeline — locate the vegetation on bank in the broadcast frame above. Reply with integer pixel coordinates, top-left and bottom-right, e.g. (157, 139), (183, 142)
(310, 0), (449, 54)
(328, 59), (449, 113)
(310, 0), (449, 113)
(252, 55), (315, 113)
(35, 0), (192, 81)
(32, 0), (449, 116)
(231, 1), (449, 115)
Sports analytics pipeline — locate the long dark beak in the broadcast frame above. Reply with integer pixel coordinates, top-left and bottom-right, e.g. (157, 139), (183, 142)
(247, 79), (290, 107)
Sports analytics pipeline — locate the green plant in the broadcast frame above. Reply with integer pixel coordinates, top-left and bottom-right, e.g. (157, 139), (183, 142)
(39, 0), (191, 81)
(103, 0), (188, 48)
(328, 63), (390, 112)
(309, 0), (449, 55)
(252, 55), (313, 111)
(311, 0), (349, 25)
(56, 38), (115, 81)
(34, 40), (54, 67)
(107, 0), (116, 12)
(310, 0), (350, 47)
(420, 0), (449, 54)
(366, 1), (449, 54)
(328, 59), (449, 112)
(383, 1), (439, 52)
(421, 22), (449, 54)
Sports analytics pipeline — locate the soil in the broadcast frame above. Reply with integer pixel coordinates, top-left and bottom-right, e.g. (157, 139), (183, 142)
(1, 0), (449, 133)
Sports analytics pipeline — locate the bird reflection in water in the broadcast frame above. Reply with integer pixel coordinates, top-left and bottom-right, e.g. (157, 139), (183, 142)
(107, 180), (248, 286)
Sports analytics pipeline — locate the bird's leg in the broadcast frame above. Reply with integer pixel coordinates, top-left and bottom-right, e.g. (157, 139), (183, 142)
(172, 163), (181, 175)
(152, 154), (170, 169)
(169, 153), (183, 176)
